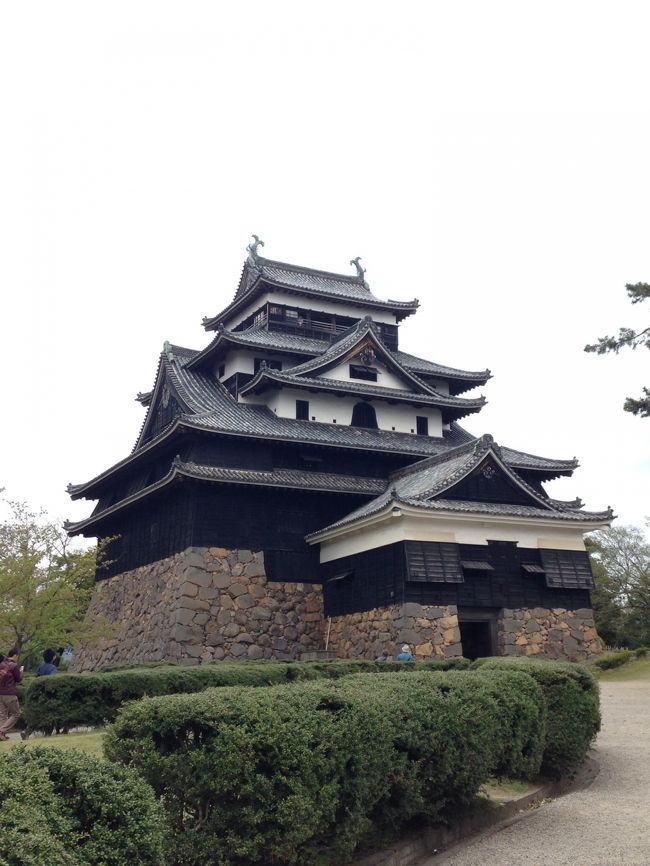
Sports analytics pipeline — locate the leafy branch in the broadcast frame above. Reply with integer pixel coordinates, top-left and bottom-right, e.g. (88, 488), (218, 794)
(584, 282), (650, 417)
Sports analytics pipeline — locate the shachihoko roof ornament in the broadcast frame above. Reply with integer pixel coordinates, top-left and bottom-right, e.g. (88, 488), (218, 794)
(246, 234), (265, 266)
(350, 256), (369, 289)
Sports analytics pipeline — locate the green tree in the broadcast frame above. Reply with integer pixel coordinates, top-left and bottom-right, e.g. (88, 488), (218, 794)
(587, 523), (650, 647)
(0, 500), (110, 663)
(584, 282), (650, 417)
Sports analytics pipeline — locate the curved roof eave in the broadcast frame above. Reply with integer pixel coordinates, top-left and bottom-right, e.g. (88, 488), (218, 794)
(238, 368), (486, 414)
(66, 460), (384, 536)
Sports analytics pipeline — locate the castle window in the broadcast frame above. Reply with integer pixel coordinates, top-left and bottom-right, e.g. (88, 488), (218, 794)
(351, 402), (378, 429)
(296, 399), (309, 420)
(217, 364), (225, 378)
(349, 364), (378, 382)
(416, 416), (429, 436)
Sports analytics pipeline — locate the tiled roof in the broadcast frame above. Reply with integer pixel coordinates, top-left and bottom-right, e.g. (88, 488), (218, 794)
(307, 434), (612, 537)
(261, 261), (378, 302)
(393, 350), (491, 388)
(66, 460), (384, 534)
(203, 256), (419, 329)
(267, 317), (458, 402)
(68, 348), (575, 500)
(500, 446), (578, 473)
(174, 461), (385, 494)
(239, 368), (485, 416)
(185, 324), (489, 394)
(398, 499), (613, 522)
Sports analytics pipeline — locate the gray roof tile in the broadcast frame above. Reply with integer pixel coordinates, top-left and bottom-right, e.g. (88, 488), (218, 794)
(66, 460), (384, 534)
(175, 461), (385, 494)
(203, 257), (419, 328)
(240, 368), (485, 415)
(308, 434), (612, 537)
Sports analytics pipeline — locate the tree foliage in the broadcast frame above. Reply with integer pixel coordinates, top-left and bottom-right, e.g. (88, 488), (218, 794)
(0, 500), (111, 662)
(586, 522), (650, 647)
(584, 282), (650, 417)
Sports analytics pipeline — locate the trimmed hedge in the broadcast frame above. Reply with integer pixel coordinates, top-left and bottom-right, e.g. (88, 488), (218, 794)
(105, 669), (545, 866)
(473, 658), (600, 777)
(23, 658), (470, 733)
(0, 747), (164, 866)
(593, 649), (633, 670)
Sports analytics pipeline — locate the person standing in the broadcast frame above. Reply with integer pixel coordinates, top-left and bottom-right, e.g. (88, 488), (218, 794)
(0, 648), (23, 740)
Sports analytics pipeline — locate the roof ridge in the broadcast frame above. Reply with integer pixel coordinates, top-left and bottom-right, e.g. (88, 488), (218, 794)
(502, 445), (578, 469)
(240, 368), (485, 409)
(274, 318), (442, 398)
(258, 256), (364, 285)
(389, 437), (481, 482)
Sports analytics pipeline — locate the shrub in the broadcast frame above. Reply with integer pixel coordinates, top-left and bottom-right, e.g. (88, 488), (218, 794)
(23, 657), (470, 733)
(22, 662), (295, 732)
(105, 669), (544, 866)
(474, 658), (600, 777)
(0, 756), (78, 866)
(0, 747), (164, 866)
(634, 646), (648, 658)
(593, 649), (633, 670)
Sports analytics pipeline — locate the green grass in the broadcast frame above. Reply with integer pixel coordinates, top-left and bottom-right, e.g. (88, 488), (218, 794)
(0, 730), (105, 759)
(596, 656), (650, 682)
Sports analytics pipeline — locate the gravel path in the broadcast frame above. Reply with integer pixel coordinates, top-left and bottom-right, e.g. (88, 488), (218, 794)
(422, 679), (650, 866)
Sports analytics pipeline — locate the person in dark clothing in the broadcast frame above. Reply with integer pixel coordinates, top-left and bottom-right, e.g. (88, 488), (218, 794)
(0, 648), (23, 739)
(37, 648), (60, 677)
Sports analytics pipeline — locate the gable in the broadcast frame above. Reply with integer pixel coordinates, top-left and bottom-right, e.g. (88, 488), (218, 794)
(320, 354), (412, 390)
(294, 332), (433, 395)
(440, 456), (546, 508)
(140, 384), (184, 446)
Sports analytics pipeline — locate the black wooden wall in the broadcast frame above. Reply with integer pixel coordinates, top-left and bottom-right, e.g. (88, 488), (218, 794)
(320, 540), (591, 617)
(444, 461), (543, 506)
(97, 480), (368, 581)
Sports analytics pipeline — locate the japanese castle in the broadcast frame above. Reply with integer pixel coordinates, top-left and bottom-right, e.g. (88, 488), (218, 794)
(67, 238), (610, 669)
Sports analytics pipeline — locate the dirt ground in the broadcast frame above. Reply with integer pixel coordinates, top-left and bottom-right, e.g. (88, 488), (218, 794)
(421, 676), (650, 866)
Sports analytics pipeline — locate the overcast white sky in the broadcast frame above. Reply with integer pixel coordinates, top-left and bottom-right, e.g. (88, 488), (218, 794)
(1, 1), (648, 536)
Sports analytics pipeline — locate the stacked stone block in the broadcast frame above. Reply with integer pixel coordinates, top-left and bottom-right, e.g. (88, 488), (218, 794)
(498, 607), (600, 662)
(326, 603), (463, 660)
(71, 547), (324, 671)
(71, 547), (602, 671)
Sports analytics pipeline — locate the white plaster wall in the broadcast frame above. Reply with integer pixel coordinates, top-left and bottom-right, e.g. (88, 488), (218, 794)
(252, 388), (354, 424)
(374, 403), (443, 436)
(239, 387), (443, 436)
(219, 350), (296, 380)
(226, 291), (398, 330)
(221, 350), (255, 378)
(322, 359), (407, 390)
(316, 510), (594, 563)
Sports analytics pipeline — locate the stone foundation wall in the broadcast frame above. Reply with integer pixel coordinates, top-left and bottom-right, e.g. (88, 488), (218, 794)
(72, 549), (601, 671)
(326, 603), (463, 660)
(498, 607), (601, 662)
(72, 547), (324, 671)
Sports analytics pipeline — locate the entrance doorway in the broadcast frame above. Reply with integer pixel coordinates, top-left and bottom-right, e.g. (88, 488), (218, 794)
(457, 609), (498, 660)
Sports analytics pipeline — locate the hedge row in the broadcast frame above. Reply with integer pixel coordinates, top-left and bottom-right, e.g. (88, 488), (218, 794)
(22, 658), (470, 733)
(0, 747), (164, 866)
(105, 669), (545, 866)
(593, 649), (633, 670)
(473, 657), (600, 777)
